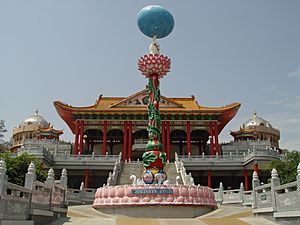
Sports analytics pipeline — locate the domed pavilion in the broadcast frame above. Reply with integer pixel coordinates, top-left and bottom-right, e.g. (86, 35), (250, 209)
(11, 109), (63, 152)
(230, 111), (280, 148)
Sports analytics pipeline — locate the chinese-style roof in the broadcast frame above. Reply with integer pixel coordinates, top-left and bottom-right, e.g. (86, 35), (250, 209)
(54, 89), (240, 134)
(38, 126), (63, 135)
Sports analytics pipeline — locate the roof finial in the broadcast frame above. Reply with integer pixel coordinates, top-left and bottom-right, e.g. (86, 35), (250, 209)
(35, 108), (39, 115)
(253, 111), (257, 122)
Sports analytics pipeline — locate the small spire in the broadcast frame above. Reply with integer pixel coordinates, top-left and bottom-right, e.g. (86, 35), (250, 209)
(47, 168), (54, 179)
(253, 171), (258, 180)
(271, 168), (278, 179)
(253, 111), (257, 119)
(240, 182), (244, 189)
(27, 161), (36, 174)
(0, 159), (7, 174)
(61, 168), (67, 178)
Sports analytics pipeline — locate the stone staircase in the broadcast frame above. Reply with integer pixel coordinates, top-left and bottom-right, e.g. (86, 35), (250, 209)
(117, 162), (144, 185)
(164, 163), (181, 184)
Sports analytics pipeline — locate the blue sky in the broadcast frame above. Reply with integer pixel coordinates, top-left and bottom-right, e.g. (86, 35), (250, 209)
(0, 0), (299, 150)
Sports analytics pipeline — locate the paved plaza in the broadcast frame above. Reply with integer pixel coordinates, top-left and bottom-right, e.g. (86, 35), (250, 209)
(50, 204), (280, 225)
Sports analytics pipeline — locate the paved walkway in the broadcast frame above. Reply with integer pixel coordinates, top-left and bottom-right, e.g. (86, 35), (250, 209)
(50, 204), (280, 225)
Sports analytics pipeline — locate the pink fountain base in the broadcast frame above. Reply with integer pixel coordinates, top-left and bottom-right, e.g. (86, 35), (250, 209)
(93, 184), (217, 218)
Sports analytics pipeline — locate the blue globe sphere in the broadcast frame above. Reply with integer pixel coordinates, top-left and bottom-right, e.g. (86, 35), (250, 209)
(137, 5), (174, 39)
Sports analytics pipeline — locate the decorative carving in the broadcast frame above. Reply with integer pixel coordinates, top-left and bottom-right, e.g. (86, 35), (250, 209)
(93, 184), (217, 208)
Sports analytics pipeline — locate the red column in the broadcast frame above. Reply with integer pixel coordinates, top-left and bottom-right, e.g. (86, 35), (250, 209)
(123, 121), (128, 161)
(166, 121), (171, 161)
(84, 169), (89, 188)
(214, 121), (219, 155)
(209, 122), (214, 155)
(74, 120), (79, 154)
(161, 121), (166, 152)
(254, 163), (259, 174)
(208, 169), (212, 187)
(244, 169), (249, 191)
(79, 121), (84, 155)
(127, 121), (132, 161)
(187, 121), (191, 155)
(102, 121), (107, 155)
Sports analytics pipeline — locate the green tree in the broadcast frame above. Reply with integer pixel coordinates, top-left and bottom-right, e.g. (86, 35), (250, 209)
(268, 151), (300, 184)
(0, 120), (7, 143)
(0, 152), (47, 186)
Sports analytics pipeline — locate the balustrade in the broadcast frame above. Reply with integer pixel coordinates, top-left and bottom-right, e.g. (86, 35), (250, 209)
(0, 159), (68, 224)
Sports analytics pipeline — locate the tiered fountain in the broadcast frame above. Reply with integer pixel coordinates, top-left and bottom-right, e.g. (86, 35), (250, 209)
(93, 5), (217, 218)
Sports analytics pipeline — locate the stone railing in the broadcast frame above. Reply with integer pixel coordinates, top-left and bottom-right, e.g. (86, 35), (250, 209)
(106, 152), (122, 186)
(174, 153), (193, 185)
(243, 148), (281, 162)
(18, 148), (121, 167)
(252, 163), (300, 222)
(0, 182), (32, 222)
(178, 148), (281, 164)
(0, 160), (68, 225)
(213, 182), (252, 206)
(132, 139), (147, 151)
(66, 186), (97, 205)
(53, 152), (120, 161)
(179, 153), (244, 162)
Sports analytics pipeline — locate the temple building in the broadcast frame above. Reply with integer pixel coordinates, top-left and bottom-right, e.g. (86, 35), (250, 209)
(7, 92), (281, 190)
(52, 90), (282, 190)
(10, 110), (71, 155)
(230, 111), (280, 148)
(54, 89), (241, 161)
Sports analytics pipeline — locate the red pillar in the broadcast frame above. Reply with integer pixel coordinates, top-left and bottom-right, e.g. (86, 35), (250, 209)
(123, 121), (128, 161)
(166, 121), (171, 161)
(209, 122), (214, 155)
(208, 169), (212, 187)
(74, 120), (79, 154)
(79, 121), (84, 155)
(244, 169), (249, 191)
(214, 121), (219, 155)
(254, 163), (259, 174)
(187, 121), (191, 155)
(102, 121), (107, 155)
(161, 121), (166, 152)
(84, 169), (89, 188)
(127, 121), (132, 161)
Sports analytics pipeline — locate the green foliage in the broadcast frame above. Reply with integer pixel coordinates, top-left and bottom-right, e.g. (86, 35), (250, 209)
(268, 151), (300, 184)
(0, 120), (7, 143)
(0, 152), (47, 186)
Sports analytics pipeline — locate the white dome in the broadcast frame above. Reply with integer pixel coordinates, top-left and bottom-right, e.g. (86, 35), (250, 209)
(244, 112), (273, 128)
(21, 110), (49, 128)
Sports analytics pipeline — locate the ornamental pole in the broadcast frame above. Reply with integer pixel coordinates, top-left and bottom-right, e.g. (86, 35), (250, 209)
(137, 5), (174, 184)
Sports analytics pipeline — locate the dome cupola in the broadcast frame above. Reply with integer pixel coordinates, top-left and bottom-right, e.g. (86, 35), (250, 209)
(244, 111), (273, 128)
(21, 109), (49, 128)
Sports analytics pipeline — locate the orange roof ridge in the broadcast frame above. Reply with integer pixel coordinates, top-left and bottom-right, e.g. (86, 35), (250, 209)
(54, 99), (100, 110)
